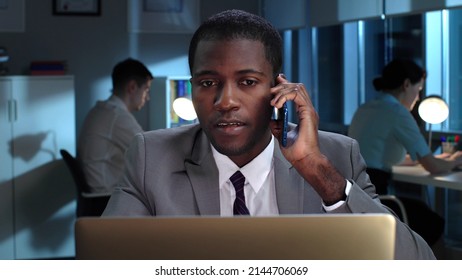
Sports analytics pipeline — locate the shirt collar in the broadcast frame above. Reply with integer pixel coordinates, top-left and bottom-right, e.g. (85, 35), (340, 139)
(212, 136), (275, 194)
(108, 95), (129, 112)
(381, 93), (400, 104)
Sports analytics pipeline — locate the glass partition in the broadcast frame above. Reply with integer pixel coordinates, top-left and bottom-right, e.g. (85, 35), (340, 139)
(313, 9), (462, 133)
(447, 9), (462, 131)
(311, 8), (462, 244)
(312, 24), (343, 125)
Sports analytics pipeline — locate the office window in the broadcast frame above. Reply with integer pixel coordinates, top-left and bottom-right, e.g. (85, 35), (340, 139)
(312, 11), (462, 133)
(311, 11), (462, 243)
(312, 14), (425, 132)
(425, 9), (462, 133)
(447, 9), (462, 131)
(425, 8), (462, 242)
(312, 24), (343, 126)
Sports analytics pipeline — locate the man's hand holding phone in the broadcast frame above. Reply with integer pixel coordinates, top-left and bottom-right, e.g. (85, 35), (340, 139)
(270, 74), (347, 205)
(269, 73), (321, 162)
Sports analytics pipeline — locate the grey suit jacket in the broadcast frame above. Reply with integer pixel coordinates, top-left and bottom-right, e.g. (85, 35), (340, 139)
(103, 124), (435, 259)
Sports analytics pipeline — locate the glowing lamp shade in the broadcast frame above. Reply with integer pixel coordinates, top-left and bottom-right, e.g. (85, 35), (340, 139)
(172, 97), (197, 121)
(417, 95), (449, 148)
(418, 95), (449, 124)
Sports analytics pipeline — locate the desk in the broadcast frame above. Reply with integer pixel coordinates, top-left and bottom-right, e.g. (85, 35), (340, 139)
(392, 165), (462, 191)
(392, 165), (462, 236)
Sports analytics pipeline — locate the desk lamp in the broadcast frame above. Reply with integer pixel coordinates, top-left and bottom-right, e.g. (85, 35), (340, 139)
(172, 97), (197, 121)
(417, 95), (449, 148)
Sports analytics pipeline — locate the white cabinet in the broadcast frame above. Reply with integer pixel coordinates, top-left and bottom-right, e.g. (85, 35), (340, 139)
(0, 76), (76, 259)
(0, 79), (15, 259)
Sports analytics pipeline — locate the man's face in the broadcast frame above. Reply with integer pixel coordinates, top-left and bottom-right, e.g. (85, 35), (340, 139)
(132, 79), (152, 111)
(190, 39), (274, 167)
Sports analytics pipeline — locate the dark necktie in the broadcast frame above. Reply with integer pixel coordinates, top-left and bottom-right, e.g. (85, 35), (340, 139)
(230, 171), (250, 215)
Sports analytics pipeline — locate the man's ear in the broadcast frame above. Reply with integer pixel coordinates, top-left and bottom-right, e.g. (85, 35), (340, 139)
(126, 80), (138, 95)
(403, 78), (411, 89)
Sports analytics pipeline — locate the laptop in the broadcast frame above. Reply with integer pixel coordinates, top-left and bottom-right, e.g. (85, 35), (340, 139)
(74, 214), (396, 260)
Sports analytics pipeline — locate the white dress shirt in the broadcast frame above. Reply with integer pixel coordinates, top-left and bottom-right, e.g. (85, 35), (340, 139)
(213, 136), (279, 216)
(212, 135), (351, 216)
(77, 95), (143, 194)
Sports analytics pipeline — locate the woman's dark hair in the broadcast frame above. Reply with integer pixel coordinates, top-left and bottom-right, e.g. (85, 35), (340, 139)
(188, 9), (283, 78)
(373, 58), (426, 91)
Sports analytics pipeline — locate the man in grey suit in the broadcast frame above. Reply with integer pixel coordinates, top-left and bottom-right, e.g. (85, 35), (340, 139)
(103, 9), (435, 259)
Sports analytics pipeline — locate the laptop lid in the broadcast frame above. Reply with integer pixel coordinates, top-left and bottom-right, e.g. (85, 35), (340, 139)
(75, 214), (396, 260)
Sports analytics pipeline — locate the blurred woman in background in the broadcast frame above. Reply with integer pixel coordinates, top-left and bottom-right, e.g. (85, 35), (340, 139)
(349, 58), (462, 247)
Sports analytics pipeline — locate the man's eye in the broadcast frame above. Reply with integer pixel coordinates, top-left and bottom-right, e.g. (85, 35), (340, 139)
(200, 80), (215, 87)
(241, 80), (257, 86)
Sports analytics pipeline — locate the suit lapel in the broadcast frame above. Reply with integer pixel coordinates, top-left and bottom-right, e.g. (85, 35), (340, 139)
(184, 131), (220, 215)
(273, 144), (305, 214)
(183, 129), (307, 215)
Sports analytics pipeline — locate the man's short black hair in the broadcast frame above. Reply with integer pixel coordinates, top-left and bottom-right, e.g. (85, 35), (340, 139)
(188, 9), (283, 78)
(112, 58), (153, 91)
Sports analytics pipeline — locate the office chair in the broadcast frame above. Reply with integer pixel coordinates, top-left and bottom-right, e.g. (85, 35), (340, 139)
(59, 149), (110, 217)
(367, 168), (444, 246)
(378, 195), (409, 225)
(366, 168), (408, 224)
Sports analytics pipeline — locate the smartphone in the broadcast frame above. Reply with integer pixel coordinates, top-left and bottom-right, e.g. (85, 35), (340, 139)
(271, 102), (288, 147)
